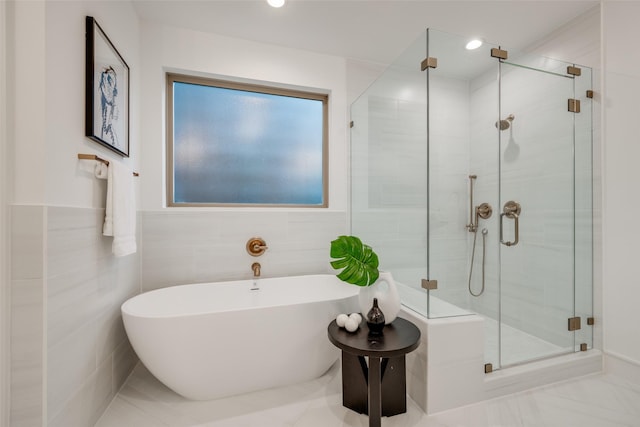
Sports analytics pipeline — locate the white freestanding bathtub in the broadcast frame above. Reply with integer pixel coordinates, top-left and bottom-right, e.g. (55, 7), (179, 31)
(121, 274), (359, 400)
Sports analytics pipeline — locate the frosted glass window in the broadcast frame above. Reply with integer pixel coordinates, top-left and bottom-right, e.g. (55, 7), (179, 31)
(167, 74), (328, 206)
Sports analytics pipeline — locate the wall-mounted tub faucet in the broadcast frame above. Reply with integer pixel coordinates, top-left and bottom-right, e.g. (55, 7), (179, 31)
(250, 262), (261, 290)
(251, 262), (261, 278)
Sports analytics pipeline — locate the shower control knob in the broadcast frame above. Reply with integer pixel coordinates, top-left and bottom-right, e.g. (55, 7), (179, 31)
(476, 203), (493, 220)
(246, 237), (268, 257)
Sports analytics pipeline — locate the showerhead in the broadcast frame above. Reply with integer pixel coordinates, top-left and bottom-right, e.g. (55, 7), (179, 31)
(495, 114), (515, 130)
(496, 120), (510, 130)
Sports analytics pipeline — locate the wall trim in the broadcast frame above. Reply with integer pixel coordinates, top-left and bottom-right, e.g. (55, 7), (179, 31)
(604, 351), (640, 386)
(0, 0), (9, 425)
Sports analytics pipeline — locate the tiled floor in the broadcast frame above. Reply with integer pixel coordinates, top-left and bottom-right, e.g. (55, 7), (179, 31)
(96, 361), (640, 427)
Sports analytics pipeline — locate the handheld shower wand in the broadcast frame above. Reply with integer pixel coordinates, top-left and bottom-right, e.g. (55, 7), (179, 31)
(469, 228), (489, 297)
(466, 175), (492, 297)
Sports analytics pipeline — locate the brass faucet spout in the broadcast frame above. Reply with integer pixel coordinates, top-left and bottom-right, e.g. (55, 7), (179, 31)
(251, 262), (261, 278)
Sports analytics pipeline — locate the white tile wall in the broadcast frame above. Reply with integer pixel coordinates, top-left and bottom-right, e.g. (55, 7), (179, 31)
(46, 206), (140, 426)
(10, 206), (45, 427)
(351, 96), (428, 289)
(10, 277), (45, 427)
(141, 210), (347, 291)
(402, 307), (485, 414)
(351, 72), (472, 308)
(9, 205), (140, 427)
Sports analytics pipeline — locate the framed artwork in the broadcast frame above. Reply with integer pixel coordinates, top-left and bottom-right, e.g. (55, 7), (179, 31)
(85, 16), (130, 157)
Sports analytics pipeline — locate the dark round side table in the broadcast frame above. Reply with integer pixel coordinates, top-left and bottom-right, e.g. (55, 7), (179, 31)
(327, 317), (421, 427)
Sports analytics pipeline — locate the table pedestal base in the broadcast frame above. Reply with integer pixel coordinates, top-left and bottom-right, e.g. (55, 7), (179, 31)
(341, 352), (407, 419)
(328, 318), (420, 427)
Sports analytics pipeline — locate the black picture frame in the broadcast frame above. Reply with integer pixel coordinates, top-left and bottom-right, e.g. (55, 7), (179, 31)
(85, 16), (130, 157)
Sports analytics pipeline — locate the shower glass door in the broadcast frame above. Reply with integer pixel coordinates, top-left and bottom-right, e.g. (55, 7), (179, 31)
(498, 57), (578, 367)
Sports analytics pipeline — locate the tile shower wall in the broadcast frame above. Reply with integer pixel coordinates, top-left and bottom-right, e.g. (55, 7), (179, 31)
(424, 75), (474, 308)
(351, 94), (430, 280)
(10, 205), (140, 427)
(351, 71), (470, 300)
(141, 211), (347, 291)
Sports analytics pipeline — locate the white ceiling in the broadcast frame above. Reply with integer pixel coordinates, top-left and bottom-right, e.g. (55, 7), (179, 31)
(133, 1), (598, 65)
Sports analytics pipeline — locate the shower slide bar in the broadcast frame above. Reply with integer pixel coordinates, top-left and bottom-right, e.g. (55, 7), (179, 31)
(466, 175), (492, 233)
(467, 175), (477, 230)
(78, 153), (139, 176)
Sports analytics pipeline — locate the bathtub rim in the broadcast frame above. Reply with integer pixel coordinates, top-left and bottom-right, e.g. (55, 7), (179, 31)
(122, 273), (359, 319)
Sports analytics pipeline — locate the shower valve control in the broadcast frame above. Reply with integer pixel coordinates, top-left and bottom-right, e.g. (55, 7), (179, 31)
(476, 203), (493, 220)
(466, 176), (493, 233)
(468, 202), (493, 232)
(246, 237), (268, 257)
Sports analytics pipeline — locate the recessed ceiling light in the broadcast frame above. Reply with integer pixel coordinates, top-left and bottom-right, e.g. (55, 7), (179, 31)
(267, 0), (285, 8)
(465, 39), (483, 50)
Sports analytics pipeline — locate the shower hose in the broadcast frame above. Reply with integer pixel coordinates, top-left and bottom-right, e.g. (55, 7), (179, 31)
(468, 228), (488, 297)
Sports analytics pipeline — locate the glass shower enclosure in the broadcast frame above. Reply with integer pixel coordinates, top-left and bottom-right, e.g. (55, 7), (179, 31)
(350, 29), (593, 371)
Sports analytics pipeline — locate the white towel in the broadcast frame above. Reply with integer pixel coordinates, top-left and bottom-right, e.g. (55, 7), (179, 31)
(94, 162), (108, 179)
(97, 161), (137, 257)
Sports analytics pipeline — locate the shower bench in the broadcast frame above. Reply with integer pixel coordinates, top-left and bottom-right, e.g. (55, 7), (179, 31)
(327, 317), (421, 427)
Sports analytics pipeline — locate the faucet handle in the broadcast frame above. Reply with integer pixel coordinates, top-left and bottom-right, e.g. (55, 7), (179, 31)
(246, 237), (268, 257)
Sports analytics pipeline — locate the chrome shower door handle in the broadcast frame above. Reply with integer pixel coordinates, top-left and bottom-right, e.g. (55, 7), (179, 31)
(500, 201), (521, 247)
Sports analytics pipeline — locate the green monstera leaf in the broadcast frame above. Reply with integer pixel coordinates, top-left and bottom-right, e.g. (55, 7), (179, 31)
(330, 235), (379, 287)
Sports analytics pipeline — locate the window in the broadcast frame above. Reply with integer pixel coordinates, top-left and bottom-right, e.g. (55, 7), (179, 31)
(167, 73), (328, 207)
